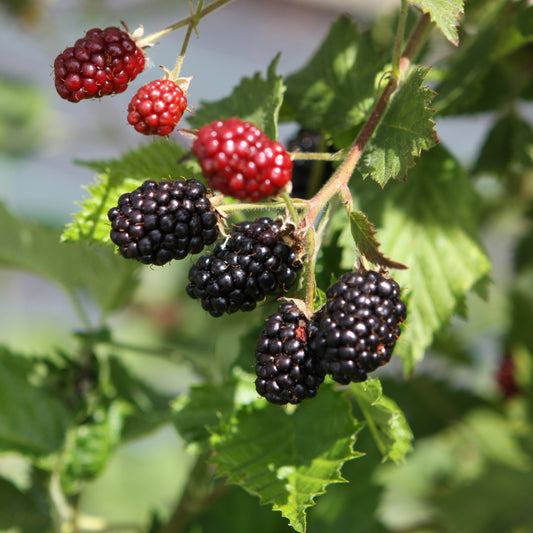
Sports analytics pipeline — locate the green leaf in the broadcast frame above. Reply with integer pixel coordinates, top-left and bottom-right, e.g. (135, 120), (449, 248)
(351, 145), (492, 374)
(348, 210), (407, 270)
(412, 0), (464, 46)
(108, 357), (175, 441)
(282, 15), (387, 134)
(473, 111), (533, 181)
(188, 55), (285, 140)
(0, 203), (140, 312)
(0, 348), (74, 457)
(357, 66), (437, 186)
(59, 400), (127, 495)
(62, 139), (194, 244)
(210, 386), (363, 532)
(350, 380), (413, 463)
(172, 370), (258, 453)
(0, 474), (52, 533)
(434, 1), (533, 115)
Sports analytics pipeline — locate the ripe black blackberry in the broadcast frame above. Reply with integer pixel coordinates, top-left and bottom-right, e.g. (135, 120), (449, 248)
(255, 300), (325, 405)
(186, 217), (303, 317)
(286, 129), (334, 199)
(310, 269), (407, 384)
(108, 178), (219, 265)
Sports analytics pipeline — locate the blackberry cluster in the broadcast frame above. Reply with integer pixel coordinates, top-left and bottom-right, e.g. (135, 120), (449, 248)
(255, 301), (325, 405)
(186, 217), (303, 317)
(108, 179), (219, 265)
(286, 129), (334, 199)
(310, 270), (406, 384)
(54, 26), (145, 103)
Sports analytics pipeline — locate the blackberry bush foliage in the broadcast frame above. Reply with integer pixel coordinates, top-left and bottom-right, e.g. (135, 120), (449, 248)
(10, 0), (533, 532)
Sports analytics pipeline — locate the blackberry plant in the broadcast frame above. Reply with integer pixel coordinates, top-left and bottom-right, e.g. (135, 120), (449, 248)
(4, 0), (533, 532)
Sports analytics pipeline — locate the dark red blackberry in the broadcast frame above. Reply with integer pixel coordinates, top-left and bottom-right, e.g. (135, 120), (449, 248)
(286, 129), (335, 199)
(310, 270), (406, 384)
(108, 178), (219, 265)
(255, 301), (325, 405)
(186, 217), (303, 317)
(54, 26), (145, 103)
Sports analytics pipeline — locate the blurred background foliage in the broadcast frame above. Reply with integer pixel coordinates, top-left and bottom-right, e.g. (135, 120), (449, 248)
(1, 0), (533, 532)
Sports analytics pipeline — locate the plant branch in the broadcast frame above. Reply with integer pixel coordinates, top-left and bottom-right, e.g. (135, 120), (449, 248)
(136, 0), (235, 48)
(302, 12), (432, 230)
(392, 0), (409, 78)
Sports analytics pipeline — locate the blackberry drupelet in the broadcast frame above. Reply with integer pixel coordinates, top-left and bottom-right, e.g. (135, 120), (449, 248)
(310, 269), (407, 384)
(255, 301), (325, 405)
(108, 178), (219, 265)
(186, 217), (303, 317)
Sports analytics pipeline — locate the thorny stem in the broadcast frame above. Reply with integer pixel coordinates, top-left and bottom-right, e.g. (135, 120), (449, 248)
(136, 0), (235, 48)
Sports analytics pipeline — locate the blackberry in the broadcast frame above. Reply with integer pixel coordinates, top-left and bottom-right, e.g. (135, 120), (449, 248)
(255, 301), (325, 405)
(186, 217), (303, 317)
(108, 178), (219, 265)
(310, 270), (406, 384)
(54, 26), (145, 102)
(286, 129), (334, 199)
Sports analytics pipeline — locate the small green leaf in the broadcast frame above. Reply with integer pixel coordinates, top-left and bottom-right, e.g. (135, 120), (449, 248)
(188, 55), (285, 140)
(348, 210), (407, 270)
(412, 0), (464, 46)
(357, 66), (437, 186)
(350, 380), (413, 463)
(59, 401), (127, 495)
(282, 15), (387, 134)
(210, 386), (363, 532)
(63, 140), (194, 244)
(172, 371), (258, 453)
(0, 203), (140, 312)
(0, 349), (74, 457)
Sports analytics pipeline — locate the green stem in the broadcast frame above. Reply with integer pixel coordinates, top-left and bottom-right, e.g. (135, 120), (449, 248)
(170, 0), (204, 79)
(136, 0), (235, 48)
(281, 192), (300, 225)
(392, 0), (409, 79)
(290, 150), (344, 161)
(218, 199), (309, 214)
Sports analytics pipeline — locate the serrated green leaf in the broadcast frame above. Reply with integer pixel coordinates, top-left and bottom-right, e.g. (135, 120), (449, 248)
(412, 0), (464, 46)
(188, 55), (285, 140)
(350, 380), (413, 463)
(0, 203), (140, 312)
(348, 210), (407, 270)
(172, 371), (258, 453)
(63, 140), (194, 244)
(0, 348), (74, 457)
(352, 145), (492, 374)
(282, 15), (387, 134)
(357, 66), (437, 186)
(210, 386), (363, 532)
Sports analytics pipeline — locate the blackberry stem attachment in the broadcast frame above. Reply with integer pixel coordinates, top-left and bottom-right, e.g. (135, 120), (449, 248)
(281, 191), (301, 225)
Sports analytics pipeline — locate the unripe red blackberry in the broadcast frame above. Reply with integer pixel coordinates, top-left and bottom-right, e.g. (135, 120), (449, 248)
(186, 217), (303, 317)
(54, 26), (145, 103)
(108, 178), (219, 265)
(127, 79), (188, 136)
(310, 270), (406, 384)
(255, 300), (325, 405)
(192, 118), (293, 201)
